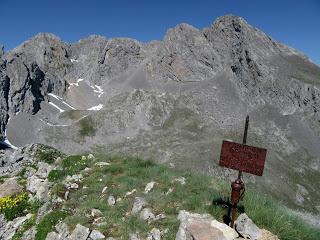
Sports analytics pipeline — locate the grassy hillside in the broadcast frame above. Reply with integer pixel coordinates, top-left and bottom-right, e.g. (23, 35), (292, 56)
(2, 148), (320, 240)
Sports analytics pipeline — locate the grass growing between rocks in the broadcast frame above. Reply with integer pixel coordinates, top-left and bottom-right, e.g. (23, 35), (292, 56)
(52, 153), (320, 240)
(34, 144), (65, 164)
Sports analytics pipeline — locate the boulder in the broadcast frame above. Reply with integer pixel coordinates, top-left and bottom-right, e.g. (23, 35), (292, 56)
(0, 178), (23, 198)
(45, 232), (60, 240)
(95, 162), (110, 166)
(172, 177), (186, 185)
(147, 228), (161, 240)
(21, 226), (36, 240)
(130, 233), (140, 240)
(89, 229), (105, 239)
(235, 213), (261, 240)
(259, 229), (280, 240)
(91, 208), (103, 218)
(144, 181), (156, 194)
(132, 197), (147, 214)
(0, 214), (32, 240)
(69, 224), (90, 240)
(140, 208), (155, 222)
(26, 175), (50, 202)
(108, 195), (116, 206)
(176, 210), (238, 240)
(35, 162), (54, 178)
(55, 221), (70, 239)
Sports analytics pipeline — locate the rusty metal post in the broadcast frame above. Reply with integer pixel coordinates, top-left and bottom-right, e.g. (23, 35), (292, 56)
(230, 179), (245, 227)
(230, 115), (249, 228)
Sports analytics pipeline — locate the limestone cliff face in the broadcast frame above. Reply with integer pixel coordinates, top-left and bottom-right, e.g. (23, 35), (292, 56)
(1, 15), (320, 213)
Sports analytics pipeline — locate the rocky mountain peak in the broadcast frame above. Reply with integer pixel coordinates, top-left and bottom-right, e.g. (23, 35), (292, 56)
(0, 44), (4, 58)
(0, 15), (320, 217)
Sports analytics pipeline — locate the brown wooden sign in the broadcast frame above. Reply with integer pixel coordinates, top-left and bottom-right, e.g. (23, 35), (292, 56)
(219, 140), (267, 176)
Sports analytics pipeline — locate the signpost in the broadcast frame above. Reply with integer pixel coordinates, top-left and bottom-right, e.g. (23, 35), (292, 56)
(218, 115), (267, 228)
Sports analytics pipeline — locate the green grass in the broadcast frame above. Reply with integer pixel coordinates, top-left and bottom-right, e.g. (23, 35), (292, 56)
(54, 153), (320, 240)
(0, 175), (9, 183)
(34, 144), (65, 164)
(48, 155), (90, 182)
(78, 116), (97, 137)
(35, 210), (69, 240)
(12, 215), (36, 240)
(12, 150), (318, 240)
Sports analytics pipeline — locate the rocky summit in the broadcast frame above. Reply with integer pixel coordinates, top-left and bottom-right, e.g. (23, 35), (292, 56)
(0, 14), (320, 220)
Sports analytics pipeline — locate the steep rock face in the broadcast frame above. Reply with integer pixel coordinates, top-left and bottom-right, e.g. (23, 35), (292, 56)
(0, 57), (9, 139)
(1, 15), (320, 215)
(0, 34), (70, 137)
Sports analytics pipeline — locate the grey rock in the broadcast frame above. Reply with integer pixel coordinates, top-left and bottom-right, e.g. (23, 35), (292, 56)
(91, 208), (103, 217)
(235, 213), (261, 240)
(55, 221), (70, 238)
(64, 182), (79, 190)
(0, 214), (7, 234)
(64, 190), (69, 200)
(172, 177), (186, 185)
(0, 44), (4, 57)
(69, 224), (90, 240)
(0, 178), (23, 197)
(132, 197), (147, 214)
(21, 226), (36, 240)
(65, 174), (83, 183)
(154, 213), (166, 221)
(45, 232), (60, 240)
(147, 228), (161, 240)
(129, 233), (140, 240)
(176, 210), (238, 240)
(140, 208), (155, 222)
(144, 181), (156, 194)
(89, 229), (105, 239)
(0, 214), (32, 240)
(35, 162), (54, 178)
(25, 166), (37, 177)
(26, 175), (50, 202)
(107, 195), (116, 206)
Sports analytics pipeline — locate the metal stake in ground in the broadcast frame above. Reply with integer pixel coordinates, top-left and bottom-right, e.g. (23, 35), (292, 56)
(230, 116), (249, 228)
(218, 115), (267, 228)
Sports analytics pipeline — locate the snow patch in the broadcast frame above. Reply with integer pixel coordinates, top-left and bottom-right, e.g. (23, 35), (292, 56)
(49, 102), (65, 113)
(38, 118), (69, 127)
(70, 58), (79, 63)
(4, 118), (18, 149)
(48, 93), (76, 111)
(93, 85), (104, 98)
(69, 78), (84, 87)
(88, 84), (104, 98)
(48, 93), (76, 110)
(88, 104), (103, 111)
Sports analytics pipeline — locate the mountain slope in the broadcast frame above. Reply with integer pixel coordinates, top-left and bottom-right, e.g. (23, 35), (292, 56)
(0, 15), (319, 216)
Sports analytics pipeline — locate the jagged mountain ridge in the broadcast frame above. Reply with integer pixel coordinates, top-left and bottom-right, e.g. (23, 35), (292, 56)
(0, 15), (320, 215)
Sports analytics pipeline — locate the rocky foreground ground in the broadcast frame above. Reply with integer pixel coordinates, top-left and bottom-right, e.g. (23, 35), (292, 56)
(0, 144), (318, 239)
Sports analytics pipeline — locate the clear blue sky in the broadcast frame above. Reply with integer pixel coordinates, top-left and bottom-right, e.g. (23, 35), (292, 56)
(0, 0), (319, 65)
